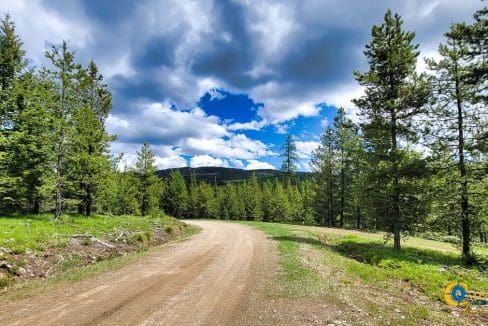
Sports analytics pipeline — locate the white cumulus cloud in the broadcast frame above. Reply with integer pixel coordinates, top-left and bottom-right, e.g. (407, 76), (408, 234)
(190, 155), (229, 168)
(245, 160), (275, 170)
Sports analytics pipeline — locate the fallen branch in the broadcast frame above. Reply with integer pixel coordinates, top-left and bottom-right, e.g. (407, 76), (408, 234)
(45, 255), (64, 277)
(55, 233), (93, 238)
(55, 234), (115, 249)
(115, 232), (125, 242)
(91, 238), (115, 249)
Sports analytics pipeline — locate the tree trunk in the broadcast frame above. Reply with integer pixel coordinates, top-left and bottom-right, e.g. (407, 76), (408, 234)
(340, 149), (345, 228)
(356, 206), (361, 229)
(328, 141), (334, 227)
(391, 110), (401, 251)
(456, 75), (470, 258)
(32, 197), (40, 214)
(85, 144), (94, 217)
(54, 149), (62, 221)
(85, 185), (92, 216)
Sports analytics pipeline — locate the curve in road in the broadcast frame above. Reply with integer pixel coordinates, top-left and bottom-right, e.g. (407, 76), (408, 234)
(0, 220), (274, 326)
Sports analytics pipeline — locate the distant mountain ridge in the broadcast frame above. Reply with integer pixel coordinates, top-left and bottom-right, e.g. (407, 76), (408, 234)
(157, 166), (311, 184)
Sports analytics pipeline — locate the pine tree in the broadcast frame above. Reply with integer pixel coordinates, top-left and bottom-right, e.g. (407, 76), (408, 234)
(311, 127), (337, 226)
(224, 183), (245, 220)
(243, 173), (263, 220)
(353, 10), (430, 250)
(299, 179), (315, 224)
(287, 184), (303, 223)
(426, 23), (486, 258)
(0, 13), (25, 123)
(135, 141), (159, 216)
(281, 135), (299, 178)
(459, 6), (487, 106)
(270, 180), (291, 222)
(214, 185), (226, 219)
(198, 182), (218, 218)
(67, 61), (113, 216)
(45, 41), (81, 220)
(187, 169), (199, 218)
(334, 108), (362, 227)
(9, 71), (53, 213)
(163, 171), (188, 218)
(0, 14), (27, 213)
(97, 165), (141, 216)
(261, 180), (273, 222)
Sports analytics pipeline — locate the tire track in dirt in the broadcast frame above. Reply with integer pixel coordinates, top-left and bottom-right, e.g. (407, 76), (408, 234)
(0, 220), (273, 326)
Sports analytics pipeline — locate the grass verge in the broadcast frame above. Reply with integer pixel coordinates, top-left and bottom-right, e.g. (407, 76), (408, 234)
(239, 221), (323, 297)
(0, 213), (199, 299)
(243, 221), (488, 325)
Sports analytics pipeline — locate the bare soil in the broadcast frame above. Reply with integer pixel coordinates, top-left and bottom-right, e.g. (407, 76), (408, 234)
(0, 221), (283, 325)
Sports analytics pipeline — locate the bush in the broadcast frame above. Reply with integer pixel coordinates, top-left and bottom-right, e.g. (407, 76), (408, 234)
(472, 252), (488, 269)
(440, 235), (460, 244)
(420, 231), (439, 241)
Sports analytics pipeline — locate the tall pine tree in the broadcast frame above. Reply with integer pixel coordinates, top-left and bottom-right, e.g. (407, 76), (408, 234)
(426, 22), (486, 258)
(67, 61), (113, 216)
(135, 142), (160, 216)
(45, 41), (80, 220)
(281, 135), (299, 178)
(0, 14), (27, 213)
(353, 10), (430, 250)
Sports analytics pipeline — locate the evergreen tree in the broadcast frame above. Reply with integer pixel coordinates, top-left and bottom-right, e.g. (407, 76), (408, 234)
(214, 186), (226, 219)
(163, 171), (188, 218)
(261, 180), (273, 222)
(459, 6), (488, 106)
(198, 182), (218, 218)
(0, 13), (25, 124)
(311, 127), (337, 226)
(299, 179), (315, 224)
(9, 72), (53, 213)
(187, 169), (199, 218)
(243, 173), (263, 221)
(135, 142), (159, 216)
(287, 184), (303, 223)
(223, 183), (245, 220)
(353, 10), (430, 250)
(98, 166), (141, 216)
(67, 61), (113, 216)
(0, 14), (27, 213)
(334, 107), (362, 227)
(45, 41), (81, 220)
(426, 23), (486, 258)
(270, 180), (291, 222)
(281, 134), (299, 177)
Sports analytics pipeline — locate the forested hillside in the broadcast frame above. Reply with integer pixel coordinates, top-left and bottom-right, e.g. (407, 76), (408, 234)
(0, 5), (486, 264)
(157, 167), (310, 184)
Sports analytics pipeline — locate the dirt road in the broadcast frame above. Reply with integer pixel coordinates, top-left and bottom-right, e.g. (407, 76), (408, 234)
(0, 220), (274, 326)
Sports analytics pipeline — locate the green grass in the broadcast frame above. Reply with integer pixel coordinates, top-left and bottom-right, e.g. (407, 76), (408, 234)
(243, 221), (488, 325)
(297, 226), (488, 298)
(0, 213), (185, 254)
(239, 221), (323, 297)
(2, 227), (198, 303)
(310, 232), (487, 300)
(0, 213), (198, 293)
(302, 225), (488, 256)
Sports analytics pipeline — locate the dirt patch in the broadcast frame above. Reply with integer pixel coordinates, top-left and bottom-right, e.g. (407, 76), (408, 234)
(0, 224), (188, 288)
(0, 221), (274, 325)
(232, 230), (341, 326)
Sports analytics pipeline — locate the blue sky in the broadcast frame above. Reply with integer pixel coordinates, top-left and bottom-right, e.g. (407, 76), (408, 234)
(0, 0), (482, 170)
